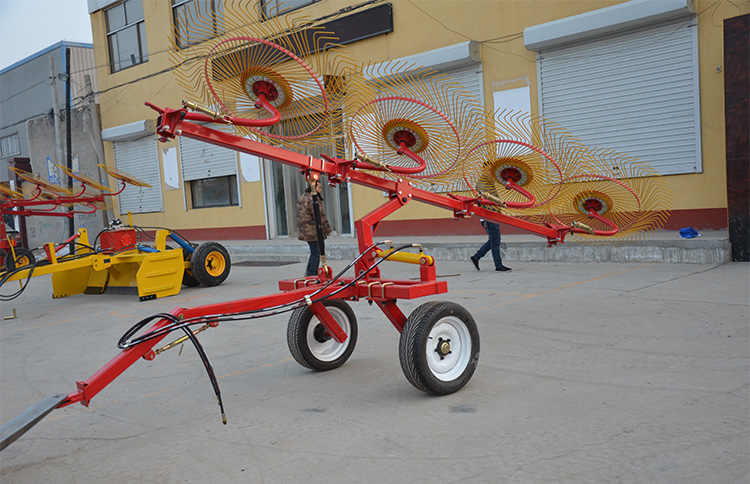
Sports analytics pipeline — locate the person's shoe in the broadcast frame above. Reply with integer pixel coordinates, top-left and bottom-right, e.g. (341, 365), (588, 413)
(495, 265), (512, 272)
(470, 256), (480, 271)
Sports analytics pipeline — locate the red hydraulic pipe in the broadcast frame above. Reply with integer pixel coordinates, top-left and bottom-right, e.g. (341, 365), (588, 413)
(393, 144), (427, 174)
(503, 179), (536, 209)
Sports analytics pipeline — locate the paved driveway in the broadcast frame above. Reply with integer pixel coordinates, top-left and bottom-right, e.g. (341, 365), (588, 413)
(1, 260), (748, 483)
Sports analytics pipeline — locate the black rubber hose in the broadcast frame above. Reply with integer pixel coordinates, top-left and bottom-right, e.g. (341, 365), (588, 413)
(118, 313), (181, 349)
(180, 326), (227, 424)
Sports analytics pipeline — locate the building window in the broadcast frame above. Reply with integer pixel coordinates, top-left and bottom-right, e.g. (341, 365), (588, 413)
(191, 175), (238, 208)
(106, 0), (148, 72)
(260, 0), (319, 19)
(0, 134), (21, 158)
(172, 0), (224, 49)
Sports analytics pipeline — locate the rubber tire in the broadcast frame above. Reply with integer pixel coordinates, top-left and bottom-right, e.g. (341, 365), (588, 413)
(4, 247), (35, 272)
(181, 246), (200, 287)
(399, 301), (480, 395)
(287, 299), (358, 371)
(190, 242), (231, 287)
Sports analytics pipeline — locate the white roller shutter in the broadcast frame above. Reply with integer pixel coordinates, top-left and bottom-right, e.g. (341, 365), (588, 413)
(179, 129), (238, 181)
(389, 63), (483, 114)
(113, 137), (163, 214)
(536, 18), (700, 175)
(440, 63), (483, 106)
(368, 41), (484, 114)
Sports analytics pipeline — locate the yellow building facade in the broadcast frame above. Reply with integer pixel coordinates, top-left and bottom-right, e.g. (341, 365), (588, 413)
(88, 0), (749, 241)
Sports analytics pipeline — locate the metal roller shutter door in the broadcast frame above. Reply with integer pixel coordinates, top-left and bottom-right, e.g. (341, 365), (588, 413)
(440, 63), (483, 107)
(537, 19), (700, 175)
(179, 128), (238, 181)
(113, 137), (163, 214)
(395, 63), (483, 116)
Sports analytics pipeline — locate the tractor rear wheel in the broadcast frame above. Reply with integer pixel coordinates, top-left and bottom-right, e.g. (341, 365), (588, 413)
(190, 242), (231, 286)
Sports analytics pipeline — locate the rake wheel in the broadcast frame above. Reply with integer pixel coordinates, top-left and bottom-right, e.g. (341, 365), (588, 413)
(172, 0), (358, 150)
(202, 35), (328, 141)
(461, 138), (565, 211)
(350, 96), (460, 177)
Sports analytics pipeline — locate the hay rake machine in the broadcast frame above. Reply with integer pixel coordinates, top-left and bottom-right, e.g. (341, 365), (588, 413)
(0, 0), (671, 450)
(0, 163), (231, 302)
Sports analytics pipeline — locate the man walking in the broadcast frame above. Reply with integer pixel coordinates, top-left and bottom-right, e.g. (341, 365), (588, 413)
(470, 219), (511, 272)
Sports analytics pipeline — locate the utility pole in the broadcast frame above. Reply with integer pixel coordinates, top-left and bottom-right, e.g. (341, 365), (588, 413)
(65, 47), (74, 247)
(83, 74), (113, 224)
(49, 56), (64, 175)
(83, 75), (105, 176)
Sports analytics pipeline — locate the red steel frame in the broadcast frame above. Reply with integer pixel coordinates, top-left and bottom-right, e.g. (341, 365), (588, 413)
(0, 183), (125, 254)
(55, 102), (588, 410)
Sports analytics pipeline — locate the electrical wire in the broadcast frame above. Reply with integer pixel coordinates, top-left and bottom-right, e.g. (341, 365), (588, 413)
(0, 240), (114, 300)
(0, 259), (36, 301)
(120, 242), (407, 338)
(132, 225), (196, 247)
(118, 240), (411, 348)
(115, 240), (418, 422)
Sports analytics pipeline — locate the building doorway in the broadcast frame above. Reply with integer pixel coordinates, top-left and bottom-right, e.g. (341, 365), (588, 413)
(262, 144), (353, 239)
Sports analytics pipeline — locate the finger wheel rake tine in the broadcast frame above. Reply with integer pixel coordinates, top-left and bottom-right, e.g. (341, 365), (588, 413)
(171, 0), (358, 150)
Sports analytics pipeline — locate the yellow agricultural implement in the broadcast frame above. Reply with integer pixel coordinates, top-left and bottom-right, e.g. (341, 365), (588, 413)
(1, 225), (230, 302)
(1, 166), (230, 302)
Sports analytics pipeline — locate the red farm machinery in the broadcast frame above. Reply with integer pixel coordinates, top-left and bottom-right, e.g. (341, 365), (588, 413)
(0, 1), (670, 450)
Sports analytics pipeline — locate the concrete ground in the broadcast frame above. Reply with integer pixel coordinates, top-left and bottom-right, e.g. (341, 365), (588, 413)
(1, 257), (748, 483)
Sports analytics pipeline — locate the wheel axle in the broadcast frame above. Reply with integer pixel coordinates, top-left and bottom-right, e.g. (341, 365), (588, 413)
(313, 323), (332, 343)
(435, 337), (452, 359)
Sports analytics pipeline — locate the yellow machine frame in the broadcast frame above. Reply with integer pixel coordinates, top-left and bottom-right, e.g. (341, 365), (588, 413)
(5, 229), (187, 301)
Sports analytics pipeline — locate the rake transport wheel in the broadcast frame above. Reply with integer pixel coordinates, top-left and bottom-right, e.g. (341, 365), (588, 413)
(287, 299), (358, 371)
(190, 242), (231, 287)
(399, 301), (479, 395)
(4, 247), (35, 272)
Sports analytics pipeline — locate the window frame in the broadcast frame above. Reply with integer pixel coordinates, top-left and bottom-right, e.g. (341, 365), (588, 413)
(259, 0), (320, 20)
(172, 0), (225, 49)
(189, 174), (239, 209)
(105, 0), (148, 73)
(0, 133), (21, 158)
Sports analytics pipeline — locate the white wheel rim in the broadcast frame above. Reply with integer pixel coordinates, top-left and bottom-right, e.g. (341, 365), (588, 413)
(425, 316), (472, 381)
(306, 307), (351, 362)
